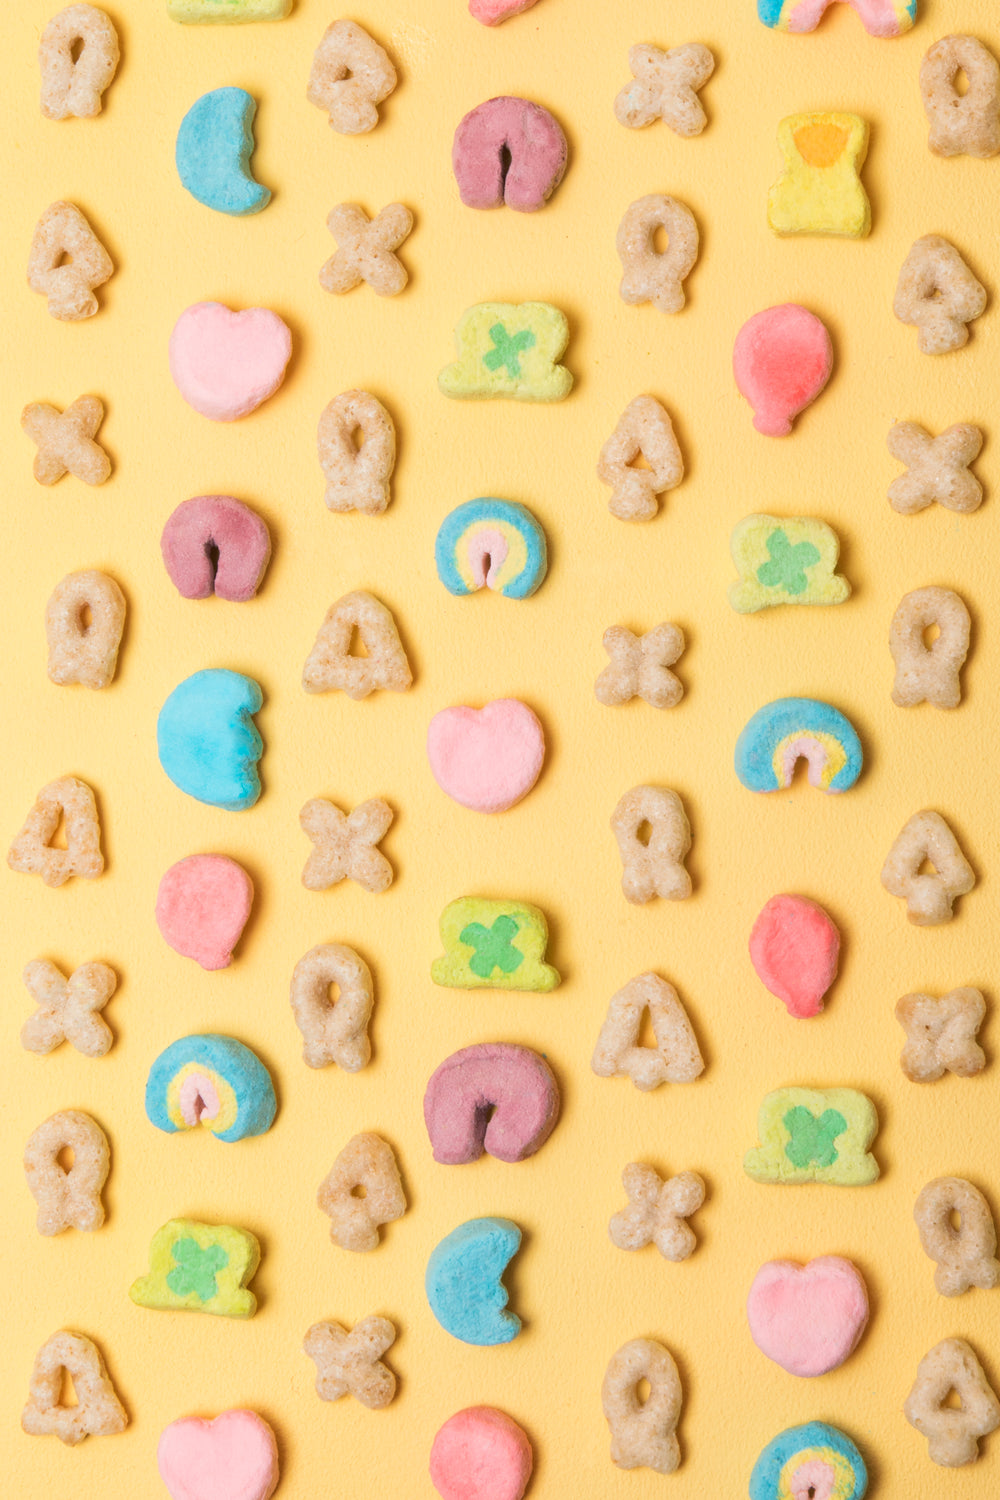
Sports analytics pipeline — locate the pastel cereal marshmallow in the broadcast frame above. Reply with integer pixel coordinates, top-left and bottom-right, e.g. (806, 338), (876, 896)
(168, 0), (291, 20)
(428, 699), (545, 813)
(426, 1218), (522, 1346)
(169, 303), (292, 421)
(130, 1219), (260, 1318)
(757, 0), (915, 36)
(39, 6), (119, 120)
(161, 496), (271, 602)
(735, 697), (863, 793)
(431, 896), (560, 991)
(176, 90), (270, 217)
(749, 894), (841, 1018)
(453, 97), (567, 212)
(156, 855), (253, 969)
(747, 1257), (869, 1375)
(733, 304), (833, 435)
(435, 499), (548, 598)
(768, 113), (870, 238)
(439, 302), (573, 403)
(750, 1423), (868, 1500)
(729, 515), (850, 612)
(430, 1408), (533, 1500)
(157, 670), (264, 811)
(423, 1043), (561, 1164)
(744, 1087), (880, 1186)
(158, 1410), (279, 1500)
(145, 1034), (277, 1143)
(469, 0), (539, 23)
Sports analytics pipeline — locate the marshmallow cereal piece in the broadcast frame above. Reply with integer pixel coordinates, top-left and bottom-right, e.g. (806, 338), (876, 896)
(609, 1162), (705, 1261)
(161, 495), (271, 601)
(736, 697), (863, 793)
(304, 1316), (397, 1408)
(320, 203), (412, 297)
(592, 972), (704, 1091)
(28, 202), (113, 320)
(426, 1218), (522, 1346)
(894, 236), (987, 355)
(145, 1034), (277, 1142)
(750, 1422), (868, 1500)
(596, 624), (685, 708)
(746, 1257), (869, 1376)
(318, 391), (395, 515)
(768, 113), (870, 238)
(22, 1330), (127, 1444)
(733, 304), (833, 436)
(881, 808), (975, 925)
(308, 20), (396, 135)
(424, 1044), (560, 1164)
(130, 1219), (260, 1318)
(749, 894), (840, 1019)
(453, 97), (567, 212)
(617, 194), (699, 315)
(744, 1087), (880, 1186)
(615, 43), (714, 136)
(597, 396), (684, 522)
(168, 0), (291, 20)
(431, 896), (560, 992)
(157, 670), (263, 811)
(158, 1410), (279, 1500)
(169, 303), (292, 421)
(317, 1133), (406, 1252)
(303, 591), (412, 698)
(611, 785), (692, 902)
(895, 988), (986, 1082)
(905, 1338), (1000, 1466)
(914, 1176), (1000, 1296)
(39, 6), (119, 120)
(430, 1407), (533, 1500)
(730, 514), (851, 611)
(602, 1338), (682, 1474)
(470, 0), (539, 24)
(428, 700), (545, 814)
(21, 395), (110, 486)
(757, 0), (915, 37)
(300, 796), (394, 893)
(439, 301), (573, 402)
(890, 586), (971, 709)
(156, 855), (254, 970)
(435, 499), (548, 598)
(21, 958), (116, 1057)
(176, 88), (271, 218)
(8, 775), (104, 886)
(290, 943), (374, 1071)
(887, 421), (983, 514)
(45, 569), (125, 688)
(24, 1109), (109, 1235)
(921, 35), (1000, 158)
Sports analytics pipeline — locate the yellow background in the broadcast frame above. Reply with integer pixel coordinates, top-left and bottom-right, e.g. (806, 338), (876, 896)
(4, 0), (1000, 1494)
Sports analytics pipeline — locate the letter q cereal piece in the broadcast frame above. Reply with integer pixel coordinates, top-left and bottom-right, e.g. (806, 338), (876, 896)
(615, 43), (714, 136)
(597, 396), (684, 522)
(320, 203), (412, 297)
(890, 586), (971, 709)
(617, 194), (699, 315)
(894, 236), (987, 354)
(602, 1338), (682, 1474)
(39, 6), (119, 120)
(887, 421), (984, 515)
(28, 202), (113, 321)
(881, 809), (975, 925)
(290, 943), (374, 1071)
(592, 972), (704, 1091)
(46, 570), (125, 689)
(921, 35), (1000, 158)
(317, 391), (395, 515)
(21, 958), (116, 1057)
(24, 1109), (109, 1235)
(21, 395), (110, 486)
(308, 20), (396, 135)
(8, 775), (104, 886)
(318, 1133), (406, 1252)
(612, 785), (692, 902)
(905, 1338), (1000, 1466)
(430, 1408), (533, 1500)
(914, 1176), (1000, 1296)
(22, 1330), (127, 1443)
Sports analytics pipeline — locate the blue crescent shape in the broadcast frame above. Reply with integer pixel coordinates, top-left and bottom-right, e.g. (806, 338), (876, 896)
(734, 696), (863, 793)
(750, 1422), (867, 1500)
(434, 498), (548, 599)
(145, 1034), (277, 1143)
(157, 668), (263, 810)
(176, 88), (271, 216)
(426, 1217), (522, 1345)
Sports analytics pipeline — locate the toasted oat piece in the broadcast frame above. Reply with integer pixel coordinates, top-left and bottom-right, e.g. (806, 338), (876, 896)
(24, 1110), (109, 1235)
(22, 1330), (127, 1443)
(317, 1134), (405, 1251)
(905, 1338), (1000, 1466)
(299, 796), (393, 893)
(615, 43), (714, 137)
(307, 20), (396, 135)
(602, 1338), (682, 1473)
(320, 203), (412, 297)
(921, 35), (1000, 159)
(303, 591), (412, 698)
(28, 202), (113, 320)
(317, 391), (395, 514)
(597, 396), (684, 522)
(21, 958), (117, 1057)
(46, 569), (125, 688)
(896, 988), (986, 1081)
(914, 1177), (1000, 1295)
(39, 5), (119, 121)
(890, 586), (970, 709)
(617, 195), (699, 315)
(8, 776), (104, 886)
(22, 395), (111, 486)
(881, 809), (974, 925)
(887, 421), (983, 514)
(893, 236), (986, 355)
(303, 1316), (397, 1408)
(596, 624), (684, 708)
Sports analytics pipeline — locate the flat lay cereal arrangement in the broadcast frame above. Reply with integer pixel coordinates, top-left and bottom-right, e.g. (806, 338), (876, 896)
(5, 0), (1000, 1494)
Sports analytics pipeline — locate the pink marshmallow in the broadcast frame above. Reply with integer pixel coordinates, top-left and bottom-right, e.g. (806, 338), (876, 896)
(430, 1406), (533, 1500)
(161, 495), (271, 602)
(749, 894), (840, 1018)
(427, 699), (545, 813)
(169, 302), (292, 422)
(453, 96), (567, 212)
(747, 1257), (869, 1377)
(468, 0), (539, 25)
(155, 855), (254, 971)
(733, 303), (833, 436)
(424, 1043), (560, 1164)
(158, 1409), (278, 1500)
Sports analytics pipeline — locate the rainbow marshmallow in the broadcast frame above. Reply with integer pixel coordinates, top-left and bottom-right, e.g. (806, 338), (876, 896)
(757, 0), (915, 36)
(145, 1034), (276, 1143)
(735, 698), (862, 793)
(435, 499), (547, 599)
(750, 1422), (867, 1500)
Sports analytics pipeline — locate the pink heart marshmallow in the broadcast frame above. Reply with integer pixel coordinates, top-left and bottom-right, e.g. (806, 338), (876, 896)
(157, 1409), (279, 1500)
(169, 302), (292, 422)
(427, 699), (545, 813)
(469, 0), (539, 24)
(747, 1256), (869, 1377)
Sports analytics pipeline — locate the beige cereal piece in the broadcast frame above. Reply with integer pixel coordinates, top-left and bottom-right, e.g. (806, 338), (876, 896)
(612, 785), (691, 903)
(893, 236), (987, 355)
(609, 1162), (705, 1261)
(304, 1316), (397, 1408)
(921, 35), (1000, 159)
(615, 43), (714, 136)
(887, 421), (983, 515)
(905, 1338), (1000, 1466)
(39, 5), (119, 121)
(28, 203), (113, 321)
(8, 776), (104, 887)
(290, 943), (373, 1071)
(617, 195), (699, 315)
(596, 624), (684, 709)
(22, 1330), (127, 1443)
(602, 1338), (682, 1474)
(46, 569), (125, 689)
(22, 395), (110, 487)
(597, 396), (684, 522)
(896, 988), (986, 1082)
(21, 958), (117, 1058)
(592, 972), (704, 1092)
(317, 390), (396, 515)
(890, 586), (971, 709)
(308, 19), (396, 135)
(881, 809), (975, 926)
(317, 1133), (406, 1252)
(303, 590), (412, 699)
(915, 1177), (1000, 1296)
(24, 1110), (109, 1235)
(320, 203), (412, 298)
(300, 796), (394, 894)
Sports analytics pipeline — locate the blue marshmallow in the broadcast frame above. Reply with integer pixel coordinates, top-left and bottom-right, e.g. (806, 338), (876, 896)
(157, 668), (263, 810)
(426, 1217), (522, 1345)
(176, 88), (271, 216)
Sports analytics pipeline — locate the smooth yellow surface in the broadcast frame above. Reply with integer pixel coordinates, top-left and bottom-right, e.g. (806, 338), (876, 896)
(4, 1), (1000, 1494)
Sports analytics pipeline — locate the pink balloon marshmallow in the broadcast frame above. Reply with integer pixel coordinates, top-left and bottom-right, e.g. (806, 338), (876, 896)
(453, 96), (567, 212)
(469, 0), (539, 25)
(161, 496), (271, 602)
(430, 1406), (533, 1500)
(169, 302), (292, 422)
(155, 855), (254, 971)
(158, 1409), (279, 1500)
(747, 1257), (869, 1377)
(733, 303), (833, 436)
(424, 1043), (560, 1164)
(427, 699), (545, 813)
(749, 894), (840, 1018)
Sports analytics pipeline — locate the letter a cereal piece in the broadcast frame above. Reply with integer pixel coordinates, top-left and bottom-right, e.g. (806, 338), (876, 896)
(21, 958), (116, 1057)
(887, 422), (984, 515)
(596, 624), (685, 708)
(39, 6), (119, 120)
(894, 236), (986, 355)
(304, 1316), (397, 1408)
(602, 1338), (682, 1474)
(615, 43), (714, 136)
(317, 391), (395, 514)
(611, 785), (691, 903)
(299, 796), (394, 893)
(439, 301), (572, 403)
(768, 113), (870, 238)
(895, 988), (986, 1082)
(308, 19), (396, 135)
(24, 1110), (109, 1234)
(881, 809), (975, 925)
(890, 587), (971, 709)
(8, 775), (103, 886)
(28, 202), (113, 321)
(609, 1162), (705, 1261)
(905, 1338), (1000, 1466)
(22, 1330), (127, 1443)
(302, 591), (412, 698)
(290, 943), (374, 1071)
(617, 195), (699, 315)
(921, 35), (1000, 159)
(46, 570), (125, 688)
(320, 203), (412, 297)
(597, 396), (684, 522)
(914, 1177), (1000, 1296)
(21, 395), (110, 487)
(729, 514), (850, 613)
(432, 896), (560, 991)
(318, 1133), (406, 1252)
(743, 1086), (879, 1186)
(592, 972), (704, 1092)
(130, 1219), (260, 1318)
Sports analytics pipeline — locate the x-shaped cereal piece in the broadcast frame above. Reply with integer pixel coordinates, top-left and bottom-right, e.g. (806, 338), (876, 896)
(609, 1162), (705, 1261)
(303, 1316), (397, 1408)
(320, 203), (412, 297)
(300, 796), (394, 894)
(21, 395), (111, 486)
(614, 43), (714, 136)
(887, 422), (983, 514)
(596, 624), (684, 709)
(21, 958), (117, 1058)
(896, 988), (986, 1082)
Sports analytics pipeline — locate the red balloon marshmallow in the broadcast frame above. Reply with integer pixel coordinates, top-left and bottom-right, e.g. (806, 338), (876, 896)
(749, 894), (840, 1018)
(733, 303), (833, 436)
